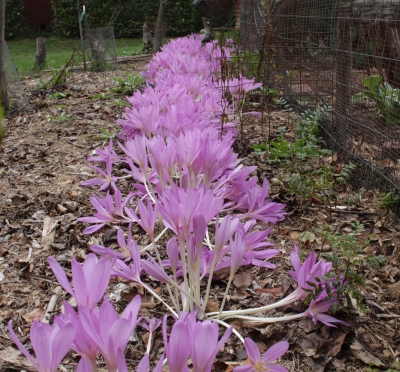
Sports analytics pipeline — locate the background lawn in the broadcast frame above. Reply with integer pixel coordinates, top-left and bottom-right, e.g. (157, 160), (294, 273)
(8, 36), (144, 75)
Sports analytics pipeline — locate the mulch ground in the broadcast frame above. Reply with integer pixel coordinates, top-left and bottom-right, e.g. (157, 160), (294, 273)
(0, 60), (399, 372)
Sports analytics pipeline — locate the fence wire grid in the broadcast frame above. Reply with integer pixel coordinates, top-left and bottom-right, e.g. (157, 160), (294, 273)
(212, 0), (400, 206)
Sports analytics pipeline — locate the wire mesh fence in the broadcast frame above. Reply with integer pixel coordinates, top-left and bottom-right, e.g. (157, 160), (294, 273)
(85, 27), (118, 70)
(2, 41), (30, 111)
(212, 0), (400, 208)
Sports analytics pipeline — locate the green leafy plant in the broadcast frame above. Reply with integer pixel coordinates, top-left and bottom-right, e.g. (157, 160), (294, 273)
(5, 0), (30, 39)
(88, 128), (119, 141)
(295, 104), (332, 142)
(48, 112), (75, 123)
(274, 96), (292, 112)
(50, 0), (201, 38)
(113, 98), (130, 108)
(348, 187), (365, 207)
(379, 189), (400, 211)
(315, 224), (385, 313)
(353, 75), (400, 126)
(112, 72), (146, 95)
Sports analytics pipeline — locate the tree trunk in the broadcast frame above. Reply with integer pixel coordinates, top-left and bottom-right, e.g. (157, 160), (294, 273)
(153, 0), (167, 53)
(34, 37), (47, 70)
(0, 0), (8, 111)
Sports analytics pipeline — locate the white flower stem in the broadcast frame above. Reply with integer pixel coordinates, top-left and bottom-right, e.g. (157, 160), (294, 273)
(140, 281), (178, 318)
(224, 313), (305, 323)
(218, 274), (233, 319)
(202, 248), (220, 313)
(141, 227), (169, 252)
(210, 318), (244, 344)
(208, 291), (300, 319)
(146, 330), (153, 354)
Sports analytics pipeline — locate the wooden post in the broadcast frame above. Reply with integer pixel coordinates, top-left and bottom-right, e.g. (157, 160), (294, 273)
(153, 0), (168, 52)
(335, 3), (353, 145)
(34, 36), (47, 70)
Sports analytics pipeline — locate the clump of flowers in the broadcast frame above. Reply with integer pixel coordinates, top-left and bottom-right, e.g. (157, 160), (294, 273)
(8, 34), (349, 371)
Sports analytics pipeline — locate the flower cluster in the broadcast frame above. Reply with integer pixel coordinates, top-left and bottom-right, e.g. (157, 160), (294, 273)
(8, 35), (349, 371)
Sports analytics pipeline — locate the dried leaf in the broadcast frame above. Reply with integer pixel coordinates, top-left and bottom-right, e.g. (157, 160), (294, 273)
(254, 287), (281, 296)
(205, 299), (220, 312)
(0, 347), (36, 371)
(23, 306), (46, 324)
(41, 216), (60, 249)
(327, 332), (348, 357)
(300, 332), (329, 357)
(298, 317), (322, 333)
(233, 273), (253, 289)
(350, 337), (386, 367)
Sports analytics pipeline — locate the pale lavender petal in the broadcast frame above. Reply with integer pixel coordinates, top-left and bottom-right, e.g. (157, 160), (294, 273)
(109, 319), (131, 356)
(120, 295), (142, 330)
(141, 259), (174, 284)
(244, 338), (261, 363)
(90, 244), (124, 259)
(233, 366), (254, 372)
(166, 238), (179, 273)
(117, 348), (129, 372)
(8, 320), (40, 371)
(71, 259), (89, 307)
(48, 321), (76, 371)
(48, 257), (75, 297)
(78, 217), (104, 223)
(76, 358), (92, 372)
(153, 354), (165, 372)
(315, 314), (350, 327)
(261, 341), (289, 364)
(81, 178), (106, 187)
(82, 223), (106, 235)
(168, 321), (189, 372)
(88, 257), (112, 308)
(137, 353), (149, 372)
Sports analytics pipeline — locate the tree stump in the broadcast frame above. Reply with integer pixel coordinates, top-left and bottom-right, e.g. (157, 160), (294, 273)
(34, 36), (47, 70)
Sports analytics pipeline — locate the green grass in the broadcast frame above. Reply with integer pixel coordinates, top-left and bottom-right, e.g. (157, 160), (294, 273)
(8, 36), (144, 75)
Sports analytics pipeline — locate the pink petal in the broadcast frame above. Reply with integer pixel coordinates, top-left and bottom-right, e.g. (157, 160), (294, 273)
(137, 353), (149, 372)
(261, 341), (289, 363)
(48, 321), (76, 371)
(48, 257), (74, 297)
(8, 320), (40, 370)
(233, 366), (254, 372)
(244, 338), (261, 363)
(82, 223), (105, 235)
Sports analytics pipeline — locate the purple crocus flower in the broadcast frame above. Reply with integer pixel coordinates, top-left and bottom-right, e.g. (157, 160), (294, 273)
(288, 244), (332, 300)
(81, 139), (118, 191)
(234, 338), (289, 372)
(163, 317), (190, 372)
(238, 180), (287, 224)
(184, 313), (233, 372)
(79, 295), (141, 372)
(78, 194), (119, 234)
(8, 319), (75, 372)
(111, 239), (143, 282)
(137, 353), (164, 372)
(126, 199), (158, 241)
(48, 254), (112, 309)
(54, 301), (98, 371)
(119, 135), (148, 172)
(305, 299), (350, 327)
(159, 186), (223, 241)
